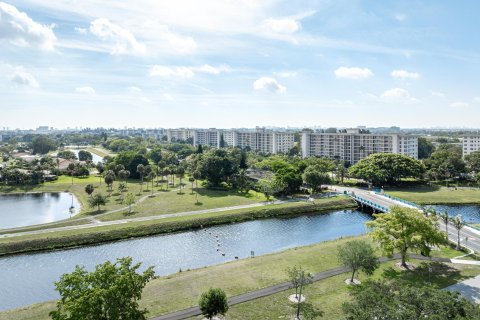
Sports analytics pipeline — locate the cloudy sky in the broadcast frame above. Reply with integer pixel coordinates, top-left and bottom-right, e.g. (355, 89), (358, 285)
(1, 0), (480, 129)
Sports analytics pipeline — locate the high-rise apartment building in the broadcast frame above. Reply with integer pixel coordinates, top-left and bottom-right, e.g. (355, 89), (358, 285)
(463, 135), (480, 157)
(301, 129), (418, 164)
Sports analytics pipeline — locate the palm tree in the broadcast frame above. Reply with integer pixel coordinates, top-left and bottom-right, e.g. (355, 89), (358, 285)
(147, 172), (156, 195)
(176, 167), (185, 194)
(67, 162), (75, 185)
(85, 184), (95, 198)
(189, 177), (195, 194)
(452, 215), (465, 250)
(137, 164), (145, 194)
(439, 210), (449, 242)
(118, 182), (127, 201)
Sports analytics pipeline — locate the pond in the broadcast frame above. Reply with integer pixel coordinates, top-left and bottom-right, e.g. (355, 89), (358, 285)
(68, 149), (103, 164)
(0, 193), (81, 229)
(0, 209), (372, 311)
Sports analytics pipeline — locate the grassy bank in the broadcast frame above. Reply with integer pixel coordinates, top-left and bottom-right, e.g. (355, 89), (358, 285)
(386, 186), (480, 205)
(0, 197), (356, 256)
(0, 236), (477, 320)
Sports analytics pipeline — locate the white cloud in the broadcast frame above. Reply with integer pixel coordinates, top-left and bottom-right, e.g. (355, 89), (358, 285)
(334, 67), (373, 79)
(431, 91), (445, 98)
(74, 27), (87, 34)
(473, 97), (480, 103)
(391, 69), (421, 80)
(149, 66), (194, 78)
(253, 77), (286, 93)
(262, 17), (300, 34)
(90, 18), (146, 55)
(149, 64), (230, 78)
(0, 2), (56, 50)
(274, 71), (297, 78)
(128, 86), (142, 93)
(381, 88), (418, 103)
(194, 64), (231, 74)
(75, 86), (95, 94)
(450, 101), (468, 108)
(394, 13), (406, 22)
(10, 68), (39, 88)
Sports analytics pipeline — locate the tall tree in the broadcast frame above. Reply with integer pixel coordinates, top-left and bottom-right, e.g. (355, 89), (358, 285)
(124, 192), (135, 214)
(302, 165), (332, 193)
(342, 280), (480, 320)
(452, 215), (465, 250)
(349, 153), (425, 186)
(199, 288), (229, 320)
(465, 151), (480, 173)
(367, 206), (445, 268)
(137, 164), (145, 193)
(439, 210), (450, 242)
(337, 240), (378, 283)
(88, 193), (108, 212)
(84, 184), (94, 197)
(50, 257), (154, 320)
(418, 137), (436, 159)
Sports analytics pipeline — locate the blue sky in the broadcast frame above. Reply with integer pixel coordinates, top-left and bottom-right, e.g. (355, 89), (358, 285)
(1, 0), (479, 129)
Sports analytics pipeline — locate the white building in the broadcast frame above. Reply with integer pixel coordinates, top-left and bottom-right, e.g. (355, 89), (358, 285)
(463, 135), (480, 157)
(166, 128), (295, 154)
(301, 129), (418, 164)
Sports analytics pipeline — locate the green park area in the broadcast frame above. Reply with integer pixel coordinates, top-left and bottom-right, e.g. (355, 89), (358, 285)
(386, 186), (480, 205)
(0, 235), (478, 320)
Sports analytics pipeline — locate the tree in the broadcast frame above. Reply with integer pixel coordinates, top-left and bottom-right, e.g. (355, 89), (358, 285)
(418, 137), (435, 159)
(104, 171), (115, 193)
(118, 182), (127, 201)
(425, 145), (465, 181)
(293, 302), (323, 320)
(50, 257), (154, 320)
(78, 150), (93, 162)
(302, 165), (332, 193)
(366, 206), (445, 268)
(147, 171), (156, 195)
(219, 134), (226, 148)
(196, 149), (239, 187)
(137, 164), (145, 193)
(57, 150), (77, 160)
(349, 153), (425, 186)
(199, 288), (229, 320)
(342, 280), (480, 320)
(196, 144), (203, 154)
(84, 184), (94, 197)
(67, 163), (75, 185)
(124, 192), (135, 214)
(176, 167), (185, 194)
(439, 210), (450, 242)
(88, 193), (108, 212)
(32, 135), (57, 154)
(239, 150), (248, 169)
(452, 215), (465, 250)
(465, 151), (480, 173)
(188, 176), (195, 194)
(118, 169), (130, 187)
(287, 266), (313, 319)
(337, 240), (378, 283)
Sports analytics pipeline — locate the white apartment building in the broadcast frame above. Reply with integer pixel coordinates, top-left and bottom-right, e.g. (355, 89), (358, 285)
(166, 128), (295, 154)
(463, 135), (480, 157)
(301, 129), (418, 164)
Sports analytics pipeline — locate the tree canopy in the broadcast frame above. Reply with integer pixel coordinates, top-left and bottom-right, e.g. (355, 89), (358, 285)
(302, 165), (332, 192)
(349, 153), (425, 186)
(50, 257), (155, 320)
(366, 206), (445, 267)
(337, 240), (378, 283)
(425, 145), (465, 181)
(198, 288), (229, 320)
(343, 280), (480, 320)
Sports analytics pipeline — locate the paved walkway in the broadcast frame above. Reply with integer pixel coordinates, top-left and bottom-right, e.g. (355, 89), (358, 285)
(150, 254), (449, 320)
(0, 199), (292, 239)
(446, 274), (480, 303)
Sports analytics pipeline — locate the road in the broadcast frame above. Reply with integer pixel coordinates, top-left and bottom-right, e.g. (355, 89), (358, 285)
(150, 255), (449, 320)
(0, 199), (292, 239)
(332, 186), (480, 254)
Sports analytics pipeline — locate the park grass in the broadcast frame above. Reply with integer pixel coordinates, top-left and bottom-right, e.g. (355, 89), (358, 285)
(0, 197), (356, 255)
(1, 235), (478, 320)
(386, 186), (480, 205)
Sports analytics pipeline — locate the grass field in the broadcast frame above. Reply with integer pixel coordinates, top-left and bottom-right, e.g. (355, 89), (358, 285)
(0, 236), (477, 320)
(386, 186), (480, 205)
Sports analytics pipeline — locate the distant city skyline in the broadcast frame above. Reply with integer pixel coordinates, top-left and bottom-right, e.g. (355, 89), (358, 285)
(1, 1), (480, 129)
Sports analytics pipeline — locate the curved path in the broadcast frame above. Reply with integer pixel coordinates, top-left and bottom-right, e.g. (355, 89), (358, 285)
(150, 254), (450, 320)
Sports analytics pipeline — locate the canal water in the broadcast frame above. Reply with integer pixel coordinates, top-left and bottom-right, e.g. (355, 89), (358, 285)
(0, 205), (478, 311)
(69, 149), (103, 164)
(0, 193), (81, 229)
(0, 209), (371, 311)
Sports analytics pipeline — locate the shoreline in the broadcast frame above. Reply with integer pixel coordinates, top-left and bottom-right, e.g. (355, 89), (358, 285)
(0, 198), (357, 257)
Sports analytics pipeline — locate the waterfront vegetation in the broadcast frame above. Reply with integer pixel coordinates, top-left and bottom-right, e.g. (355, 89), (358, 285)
(0, 235), (478, 320)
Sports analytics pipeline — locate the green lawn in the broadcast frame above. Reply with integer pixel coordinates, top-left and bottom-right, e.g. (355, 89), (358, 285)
(0, 235), (477, 320)
(386, 186), (480, 205)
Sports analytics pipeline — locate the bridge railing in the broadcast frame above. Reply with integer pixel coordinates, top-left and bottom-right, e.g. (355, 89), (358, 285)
(373, 192), (421, 209)
(352, 195), (390, 213)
